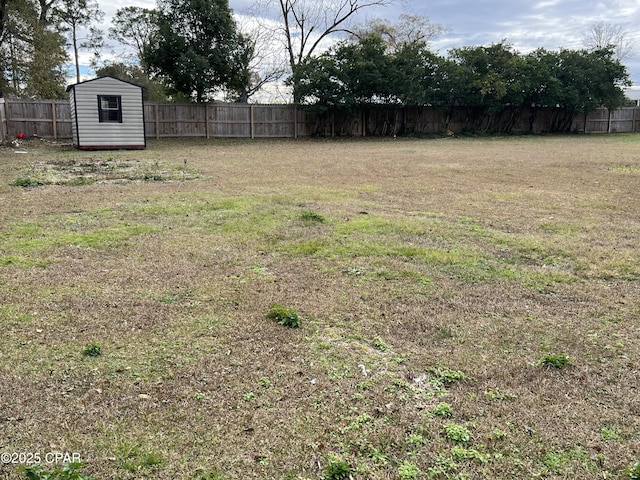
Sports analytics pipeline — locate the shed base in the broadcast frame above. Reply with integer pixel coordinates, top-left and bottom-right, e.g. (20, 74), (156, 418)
(74, 145), (146, 150)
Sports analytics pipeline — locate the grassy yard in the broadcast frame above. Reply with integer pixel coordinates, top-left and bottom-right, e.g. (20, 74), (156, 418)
(0, 134), (639, 480)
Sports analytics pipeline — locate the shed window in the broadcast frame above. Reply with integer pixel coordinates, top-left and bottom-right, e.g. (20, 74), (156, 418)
(98, 95), (122, 123)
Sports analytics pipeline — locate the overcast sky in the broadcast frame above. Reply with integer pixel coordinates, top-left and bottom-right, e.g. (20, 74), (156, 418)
(97, 0), (640, 86)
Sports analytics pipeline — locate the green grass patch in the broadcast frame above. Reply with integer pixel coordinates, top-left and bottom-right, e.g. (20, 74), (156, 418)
(0, 204), (163, 267)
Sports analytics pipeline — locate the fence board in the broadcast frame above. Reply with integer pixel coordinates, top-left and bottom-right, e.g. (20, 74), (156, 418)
(1, 100), (639, 141)
(0, 99), (6, 141)
(1, 99), (71, 140)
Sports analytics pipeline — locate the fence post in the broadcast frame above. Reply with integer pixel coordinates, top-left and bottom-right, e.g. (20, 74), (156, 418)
(51, 102), (58, 140)
(607, 109), (612, 133)
(5, 99), (11, 138)
(0, 99), (5, 142)
(584, 113), (588, 133)
(205, 104), (210, 139)
(154, 104), (159, 139)
(250, 104), (255, 139)
(293, 105), (297, 139)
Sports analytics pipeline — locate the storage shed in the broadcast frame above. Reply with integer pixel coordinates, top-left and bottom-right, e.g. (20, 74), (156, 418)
(66, 76), (146, 150)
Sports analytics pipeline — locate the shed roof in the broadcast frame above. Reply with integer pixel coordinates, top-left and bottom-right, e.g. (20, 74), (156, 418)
(66, 75), (144, 92)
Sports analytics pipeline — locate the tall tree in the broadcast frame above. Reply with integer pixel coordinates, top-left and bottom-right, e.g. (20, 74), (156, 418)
(554, 48), (629, 113)
(144, 0), (248, 102)
(292, 34), (448, 109)
(583, 22), (635, 62)
(25, 20), (68, 97)
(449, 42), (525, 112)
(55, 0), (104, 83)
(251, 0), (395, 101)
(0, 0), (10, 44)
(392, 39), (451, 106)
(1, 0), (67, 98)
(108, 6), (157, 72)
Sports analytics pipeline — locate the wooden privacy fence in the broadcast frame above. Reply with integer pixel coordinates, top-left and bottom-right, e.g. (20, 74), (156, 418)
(0, 99), (73, 141)
(0, 99), (309, 141)
(2, 98), (640, 141)
(146, 103), (309, 138)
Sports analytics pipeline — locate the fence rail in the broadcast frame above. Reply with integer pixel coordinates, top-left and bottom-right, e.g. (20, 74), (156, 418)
(1, 98), (639, 142)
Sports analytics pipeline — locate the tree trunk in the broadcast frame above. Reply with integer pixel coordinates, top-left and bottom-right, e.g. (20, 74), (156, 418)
(73, 27), (80, 83)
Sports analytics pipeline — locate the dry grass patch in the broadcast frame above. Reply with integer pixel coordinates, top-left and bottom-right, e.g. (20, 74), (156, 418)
(1, 135), (639, 479)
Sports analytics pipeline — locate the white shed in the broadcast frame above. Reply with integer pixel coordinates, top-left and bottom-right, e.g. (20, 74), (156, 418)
(66, 76), (146, 150)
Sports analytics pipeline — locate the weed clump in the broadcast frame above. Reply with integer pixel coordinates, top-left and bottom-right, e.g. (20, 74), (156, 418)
(432, 402), (454, 418)
(540, 353), (572, 369)
(323, 455), (352, 480)
(372, 337), (390, 352)
(624, 460), (640, 479)
(398, 460), (421, 480)
(21, 462), (96, 480)
(82, 343), (102, 357)
(443, 423), (472, 444)
(300, 210), (326, 223)
(13, 177), (47, 187)
(267, 303), (300, 328)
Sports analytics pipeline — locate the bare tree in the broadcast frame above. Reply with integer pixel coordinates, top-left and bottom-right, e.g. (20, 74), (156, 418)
(583, 21), (635, 62)
(250, 0), (396, 101)
(233, 18), (288, 102)
(348, 13), (446, 51)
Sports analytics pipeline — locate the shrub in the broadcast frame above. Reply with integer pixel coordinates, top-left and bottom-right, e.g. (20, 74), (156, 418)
(267, 303), (300, 328)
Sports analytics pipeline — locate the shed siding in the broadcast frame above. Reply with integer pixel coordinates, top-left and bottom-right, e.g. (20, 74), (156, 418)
(70, 77), (145, 149)
(69, 88), (78, 146)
